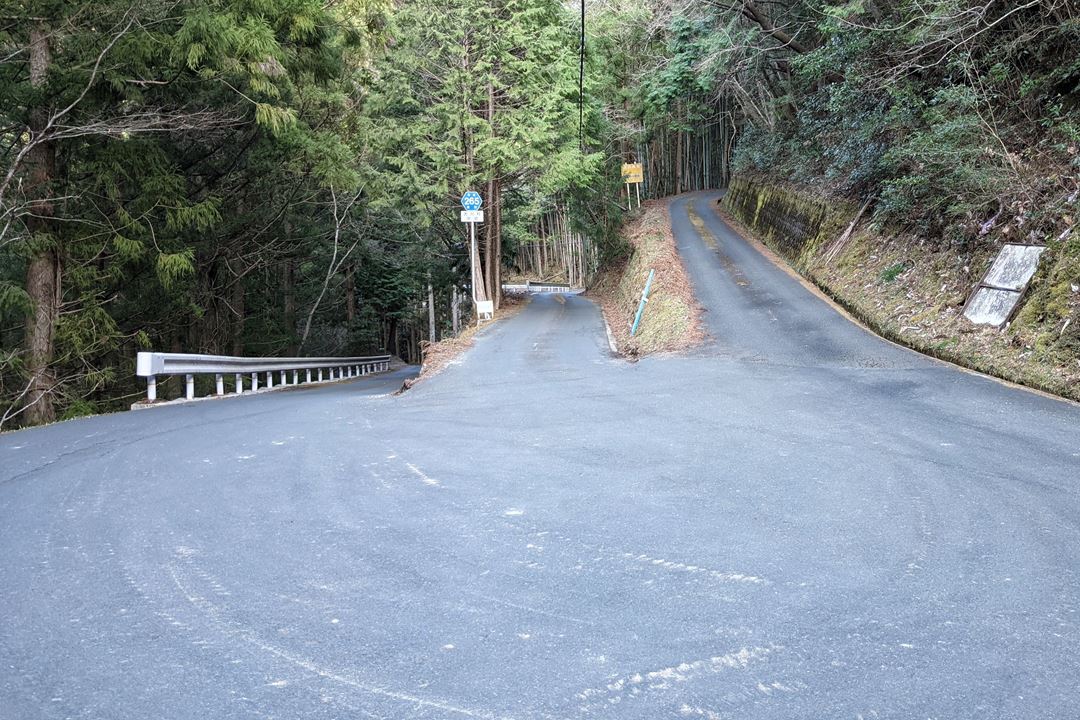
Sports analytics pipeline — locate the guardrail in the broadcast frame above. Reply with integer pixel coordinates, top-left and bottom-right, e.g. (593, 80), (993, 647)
(502, 282), (585, 294)
(135, 352), (392, 402)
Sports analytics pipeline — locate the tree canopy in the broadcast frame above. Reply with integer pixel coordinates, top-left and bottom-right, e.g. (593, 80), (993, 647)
(2, 0), (1077, 426)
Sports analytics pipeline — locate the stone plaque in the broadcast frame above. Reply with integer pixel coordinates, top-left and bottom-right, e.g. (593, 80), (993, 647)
(964, 287), (1022, 326)
(963, 243), (1046, 327)
(983, 244), (1046, 291)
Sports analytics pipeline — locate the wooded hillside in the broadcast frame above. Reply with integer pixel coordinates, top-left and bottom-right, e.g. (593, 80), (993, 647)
(2, 0), (1077, 426)
(616, 0), (1078, 382)
(0, 0), (622, 427)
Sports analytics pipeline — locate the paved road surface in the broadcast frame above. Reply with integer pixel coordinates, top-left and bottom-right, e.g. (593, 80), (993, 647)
(3, 192), (1079, 719)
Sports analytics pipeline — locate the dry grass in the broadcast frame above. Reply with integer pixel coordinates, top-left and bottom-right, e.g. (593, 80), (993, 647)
(591, 201), (705, 356)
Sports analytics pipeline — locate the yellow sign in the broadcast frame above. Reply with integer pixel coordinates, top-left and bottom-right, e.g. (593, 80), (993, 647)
(621, 162), (643, 184)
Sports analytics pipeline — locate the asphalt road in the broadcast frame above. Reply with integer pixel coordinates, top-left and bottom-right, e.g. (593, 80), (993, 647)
(2, 192), (1079, 719)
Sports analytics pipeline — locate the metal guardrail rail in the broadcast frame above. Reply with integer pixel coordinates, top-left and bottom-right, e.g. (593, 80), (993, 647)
(502, 282), (585, 294)
(136, 352), (392, 402)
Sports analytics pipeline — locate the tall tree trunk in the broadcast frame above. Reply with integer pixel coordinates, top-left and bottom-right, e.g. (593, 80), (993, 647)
(344, 261), (356, 324)
(231, 276), (245, 356)
(283, 259), (297, 354)
(471, 219), (488, 303)
(484, 175), (494, 302)
(22, 25), (59, 425)
(492, 179), (502, 311)
(675, 126), (683, 195)
(427, 272), (436, 343)
(482, 76), (496, 303)
(452, 285), (461, 335)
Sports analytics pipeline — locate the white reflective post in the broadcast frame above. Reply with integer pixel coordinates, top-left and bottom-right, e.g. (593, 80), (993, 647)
(147, 375), (157, 401)
(306, 369), (312, 383)
(185, 374), (195, 400)
(292, 369), (298, 385)
(280, 370), (287, 385)
(215, 374), (224, 396)
(252, 372), (259, 391)
(266, 371), (274, 388)
(235, 373), (243, 394)
(318, 368), (323, 382)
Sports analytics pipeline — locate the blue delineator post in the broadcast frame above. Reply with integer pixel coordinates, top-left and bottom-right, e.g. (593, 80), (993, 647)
(630, 269), (655, 337)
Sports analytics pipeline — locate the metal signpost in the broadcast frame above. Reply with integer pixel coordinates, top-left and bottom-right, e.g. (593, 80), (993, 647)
(630, 268), (655, 337)
(460, 192), (493, 319)
(621, 162), (643, 209)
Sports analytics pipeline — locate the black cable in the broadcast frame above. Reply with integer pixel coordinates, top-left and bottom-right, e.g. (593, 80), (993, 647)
(578, 0), (585, 149)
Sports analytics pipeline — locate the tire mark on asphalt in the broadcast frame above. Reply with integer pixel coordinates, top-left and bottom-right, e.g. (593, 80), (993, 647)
(165, 558), (518, 720)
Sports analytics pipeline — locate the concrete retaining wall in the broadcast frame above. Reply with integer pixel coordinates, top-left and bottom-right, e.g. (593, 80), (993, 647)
(722, 176), (855, 267)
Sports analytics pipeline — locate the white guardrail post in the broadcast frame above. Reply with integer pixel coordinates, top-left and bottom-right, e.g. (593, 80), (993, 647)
(135, 352), (393, 403)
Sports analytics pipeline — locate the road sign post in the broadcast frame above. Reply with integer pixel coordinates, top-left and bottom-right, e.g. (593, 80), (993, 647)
(630, 268), (655, 337)
(621, 163), (643, 210)
(460, 192), (488, 320)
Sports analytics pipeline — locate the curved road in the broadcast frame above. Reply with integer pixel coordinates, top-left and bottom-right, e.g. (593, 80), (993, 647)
(3, 192), (1079, 719)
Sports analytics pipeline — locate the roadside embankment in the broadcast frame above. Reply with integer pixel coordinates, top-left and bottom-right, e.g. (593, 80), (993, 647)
(590, 201), (704, 356)
(722, 175), (1080, 401)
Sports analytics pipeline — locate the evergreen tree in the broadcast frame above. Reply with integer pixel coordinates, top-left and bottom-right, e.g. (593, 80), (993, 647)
(0, 0), (387, 424)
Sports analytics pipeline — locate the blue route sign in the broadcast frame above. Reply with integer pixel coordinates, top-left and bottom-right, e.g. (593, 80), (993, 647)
(461, 191), (482, 211)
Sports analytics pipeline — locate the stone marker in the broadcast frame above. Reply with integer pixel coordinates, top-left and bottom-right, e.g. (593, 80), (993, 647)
(983, 244), (1046, 291)
(964, 244), (1046, 327)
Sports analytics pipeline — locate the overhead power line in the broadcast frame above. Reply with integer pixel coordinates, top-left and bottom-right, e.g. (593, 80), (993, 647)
(578, 0), (585, 149)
